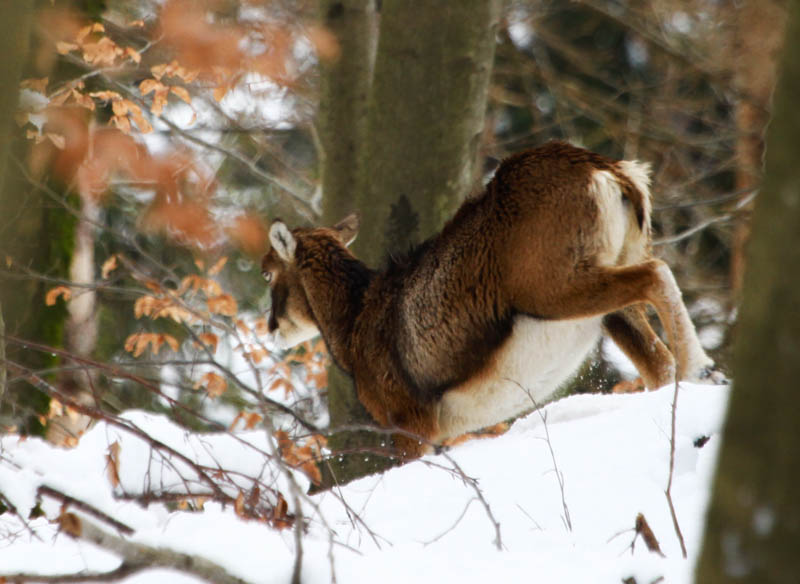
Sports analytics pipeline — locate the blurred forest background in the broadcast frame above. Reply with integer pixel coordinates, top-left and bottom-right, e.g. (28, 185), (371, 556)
(0, 0), (793, 530)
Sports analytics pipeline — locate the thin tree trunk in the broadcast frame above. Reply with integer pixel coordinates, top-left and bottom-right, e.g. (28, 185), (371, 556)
(729, 0), (788, 298)
(46, 196), (100, 445)
(0, 3), (33, 416)
(695, 3), (800, 581)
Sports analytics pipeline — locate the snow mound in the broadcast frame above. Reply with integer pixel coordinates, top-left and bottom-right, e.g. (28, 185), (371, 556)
(0, 383), (729, 583)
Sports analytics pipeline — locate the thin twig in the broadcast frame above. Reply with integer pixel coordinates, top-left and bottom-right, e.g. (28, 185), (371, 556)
(37, 485), (134, 536)
(421, 497), (478, 546)
(665, 379), (688, 558)
(508, 379), (572, 532)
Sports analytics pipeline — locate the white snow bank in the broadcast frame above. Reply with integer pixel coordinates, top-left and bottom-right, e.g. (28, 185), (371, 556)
(0, 383), (729, 583)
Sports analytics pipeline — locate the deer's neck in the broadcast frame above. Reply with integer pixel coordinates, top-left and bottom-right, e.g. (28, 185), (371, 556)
(300, 249), (374, 372)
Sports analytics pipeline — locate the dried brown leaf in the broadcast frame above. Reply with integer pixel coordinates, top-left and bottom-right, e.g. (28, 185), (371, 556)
(207, 294), (237, 317)
(193, 372), (227, 398)
(208, 256), (227, 276)
(101, 255), (118, 279)
(20, 77), (49, 93)
(106, 441), (121, 488)
(57, 511), (82, 538)
(56, 41), (79, 55)
(244, 412), (262, 430)
(195, 332), (219, 353)
(234, 491), (246, 518)
(45, 285), (71, 306)
(170, 85), (192, 104)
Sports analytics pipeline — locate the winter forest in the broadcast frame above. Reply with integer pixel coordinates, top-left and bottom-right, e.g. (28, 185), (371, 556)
(0, 0), (798, 583)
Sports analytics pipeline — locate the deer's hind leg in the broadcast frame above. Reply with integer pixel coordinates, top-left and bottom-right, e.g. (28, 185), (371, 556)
(509, 259), (714, 381)
(603, 305), (675, 389)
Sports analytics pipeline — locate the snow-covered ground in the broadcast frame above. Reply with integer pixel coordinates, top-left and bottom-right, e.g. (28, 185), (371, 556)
(0, 382), (729, 583)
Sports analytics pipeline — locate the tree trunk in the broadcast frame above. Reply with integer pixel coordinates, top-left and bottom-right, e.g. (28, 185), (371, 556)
(45, 196), (100, 445)
(728, 0), (788, 298)
(315, 0), (500, 487)
(354, 0), (501, 266)
(0, 3), (33, 419)
(318, 0), (377, 226)
(695, 3), (800, 581)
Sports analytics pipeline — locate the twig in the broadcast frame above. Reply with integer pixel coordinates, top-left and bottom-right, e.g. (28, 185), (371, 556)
(421, 497), (478, 546)
(329, 422), (504, 551)
(652, 212), (733, 246)
(508, 379), (573, 532)
(37, 485), (134, 536)
(665, 380), (688, 558)
(653, 189), (758, 247)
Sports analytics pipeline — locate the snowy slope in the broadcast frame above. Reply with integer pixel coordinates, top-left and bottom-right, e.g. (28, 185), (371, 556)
(0, 383), (729, 583)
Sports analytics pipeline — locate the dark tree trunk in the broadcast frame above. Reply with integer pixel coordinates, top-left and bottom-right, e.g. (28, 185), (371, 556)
(695, 3), (800, 581)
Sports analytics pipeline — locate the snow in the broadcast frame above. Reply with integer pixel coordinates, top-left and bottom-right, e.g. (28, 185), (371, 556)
(0, 382), (729, 583)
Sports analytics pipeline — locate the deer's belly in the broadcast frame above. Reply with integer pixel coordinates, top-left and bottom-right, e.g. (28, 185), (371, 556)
(437, 316), (602, 440)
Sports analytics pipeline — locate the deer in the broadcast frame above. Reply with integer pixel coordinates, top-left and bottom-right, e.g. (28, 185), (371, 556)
(261, 141), (721, 458)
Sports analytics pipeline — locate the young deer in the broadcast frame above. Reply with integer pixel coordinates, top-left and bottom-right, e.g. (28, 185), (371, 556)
(261, 141), (719, 458)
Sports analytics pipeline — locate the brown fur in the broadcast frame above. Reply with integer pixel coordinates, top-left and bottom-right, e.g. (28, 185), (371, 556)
(261, 141), (716, 458)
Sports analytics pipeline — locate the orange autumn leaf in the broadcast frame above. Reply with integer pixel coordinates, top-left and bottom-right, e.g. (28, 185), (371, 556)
(106, 441), (121, 488)
(57, 511), (83, 538)
(194, 332), (219, 353)
(124, 332), (180, 357)
(275, 431), (323, 485)
(227, 214), (267, 256)
(234, 491), (246, 518)
(207, 294), (237, 317)
(101, 254), (118, 279)
(124, 47), (141, 64)
(208, 256), (227, 276)
(305, 24), (341, 62)
(254, 318), (269, 337)
(134, 295), (189, 322)
(178, 274), (222, 297)
(244, 412), (263, 430)
(56, 41), (79, 55)
(45, 285), (72, 306)
(193, 371), (227, 398)
(20, 77), (49, 93)
(170, 85), (192, 104)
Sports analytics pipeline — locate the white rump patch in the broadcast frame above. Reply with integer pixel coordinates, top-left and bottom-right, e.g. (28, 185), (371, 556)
(589, 170), (628, 265)
(617, 159), (653, 233)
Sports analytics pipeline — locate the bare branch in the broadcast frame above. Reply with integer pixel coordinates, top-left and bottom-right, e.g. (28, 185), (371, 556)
(10, 515), (251, 584)
(1, 563), (141, 583)
(665, 380), (688, 559)
(37, 485), (134, 536)
(508, 379), (572, 532)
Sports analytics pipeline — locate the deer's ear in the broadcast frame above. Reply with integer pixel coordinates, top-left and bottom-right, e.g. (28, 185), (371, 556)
(334, 212), (360, 247)
(269, 221), (296, 263)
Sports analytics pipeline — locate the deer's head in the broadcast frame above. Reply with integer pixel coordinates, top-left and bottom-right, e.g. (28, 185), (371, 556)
(261, 213), (360, 349)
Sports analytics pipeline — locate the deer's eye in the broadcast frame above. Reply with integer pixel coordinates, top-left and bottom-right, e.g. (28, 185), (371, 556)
(263, 271), (273, 284)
